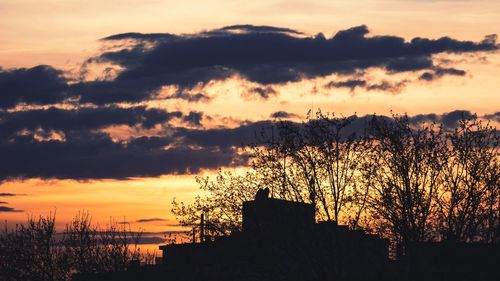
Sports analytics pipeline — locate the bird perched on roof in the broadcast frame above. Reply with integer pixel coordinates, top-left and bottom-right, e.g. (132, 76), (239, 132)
(255, 187), (270, 201)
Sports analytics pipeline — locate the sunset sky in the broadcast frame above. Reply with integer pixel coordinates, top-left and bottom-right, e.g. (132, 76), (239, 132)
(1, 0), (499, 247)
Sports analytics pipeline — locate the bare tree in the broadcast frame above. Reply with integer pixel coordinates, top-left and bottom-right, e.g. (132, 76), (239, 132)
(364, 115), (447, 247)
(306, 111), (371, 228)
(248, 111), (372, 227)
(436, 117), (499, 243)
(172, 169), (262, 236)
(0, 214), (68, 281)
(172, 111), (499, 252)
(0, 212), (146, 281)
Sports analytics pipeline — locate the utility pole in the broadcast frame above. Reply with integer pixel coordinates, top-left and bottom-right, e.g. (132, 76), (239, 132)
(200, 213), (205, 243)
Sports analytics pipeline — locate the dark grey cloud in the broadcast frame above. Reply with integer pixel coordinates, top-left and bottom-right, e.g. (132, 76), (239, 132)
(166, 90), (211, 103)
(326, 79), (408, 93)
(0, 131), (246, 180)
(366, 80), (408, 93)
(419, 67), (467, 81)
(0, 193), (25, 197)
(484, 112), (500, 123)
(182, 111), (203, 127)
(0, 24), (497, 182)
(326, 79), (367, 90)
(84, 24), (497, 104)
(410, 110), (478, 127)
(409, 113), (439, 125)
(136, 218), (168, 223)
(101, 25), (302, 42)
(212, 25), (304, 36)
(0, 109), (496, 181)
(440, 110), (476, 127)
(177, 110), (498, 151)
(0, 25), (497, 109)
(0, 106), (182, 139)
(243, 87), (277, 100)
(0, 206), (23, 213)
(270, 111), (300, 119)
(0, 65), (68, 109)
(174, 120), (275, 149)
(102, 32), (178, 42)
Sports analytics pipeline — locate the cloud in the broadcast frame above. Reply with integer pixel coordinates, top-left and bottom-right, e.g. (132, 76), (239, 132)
(101, 25), (302, 42)
(366, 80), (408, 93)
(326, 79), (408, 93)
(82, 24), (497, 104)
(174, 120), (276, 149)
(0, 109), (496, 181)
(0, 120), (279, 180)
(0, 131), (247, 180)
(212, 24), (304, 36)
(326, 79), (367, 90)
(166, 90), (211, 103)
(270, 111), (300, 119)
(0, 106), (183, 139)
(409, 110), (479, 128)
(0, 25), (497, 109)
(182, 111), (204, 127)
(0, 193), (25, 197)
(0, 206), (23, 213)
(101, 32), (178, 42)
(419, 67), (467, 81)
(0, 65), (69, 109)
(484, 112), (500, 123)
(440, 110), (476, 127)
(0, 24), (497, 182)
(242, 87), (277, 100)
(136, 218), (168, 223)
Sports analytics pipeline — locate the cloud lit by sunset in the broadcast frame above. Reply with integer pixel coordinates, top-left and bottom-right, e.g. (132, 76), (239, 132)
(1, 0), (499, 249)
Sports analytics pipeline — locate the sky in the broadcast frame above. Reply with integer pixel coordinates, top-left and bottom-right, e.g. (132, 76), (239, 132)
(1, 0), (499, 247)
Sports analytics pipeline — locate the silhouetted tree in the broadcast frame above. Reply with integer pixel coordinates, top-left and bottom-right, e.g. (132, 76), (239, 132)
(172, 110), (499, 256)
(362, 115), (448, 247)
(0, 213), (146, 281)
(172, 111), (372, 234)
(172, 111), (374, 281)
(63, 212), (142, 274)
(172, 169), (262, 236)
(436, 118), (499, 243)
(249, 111), (371, 227)
(0, 214), (69, 281)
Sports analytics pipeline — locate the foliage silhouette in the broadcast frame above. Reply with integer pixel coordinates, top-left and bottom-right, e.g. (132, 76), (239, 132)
(173, 110), (499, 249)
(0, 212), (154, 281)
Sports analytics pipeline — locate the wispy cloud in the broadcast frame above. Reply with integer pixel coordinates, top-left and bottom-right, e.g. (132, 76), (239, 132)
(0, 206), (23, 213)
(136, 218), (168, 223)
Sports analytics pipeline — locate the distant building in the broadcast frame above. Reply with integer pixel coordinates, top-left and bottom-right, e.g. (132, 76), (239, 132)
(74, 190), (500, 281)
(159, 192), (390, 280)
(397, 242), (500, 281)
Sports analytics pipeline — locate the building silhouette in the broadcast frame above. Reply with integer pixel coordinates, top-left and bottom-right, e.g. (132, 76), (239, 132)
(158, 189), (390, 281)
(75, 189), (500, 281)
